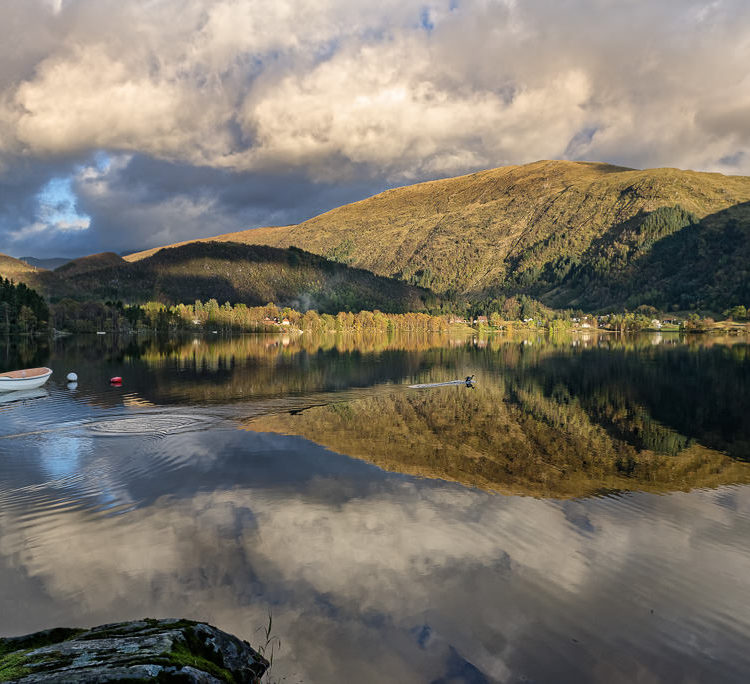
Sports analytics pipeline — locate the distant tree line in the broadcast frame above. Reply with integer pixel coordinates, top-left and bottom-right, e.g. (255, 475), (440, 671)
(48, 298), (453, 334)
(45, 294), (750, 336)
(6, 273), (747, 338)
(0, 278), (49, 335)
(158, 300), (451, 333)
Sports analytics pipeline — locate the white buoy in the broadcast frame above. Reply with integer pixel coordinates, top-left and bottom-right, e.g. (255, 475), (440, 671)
(67, 372), (78, 382)
(67, 382), (78, 390)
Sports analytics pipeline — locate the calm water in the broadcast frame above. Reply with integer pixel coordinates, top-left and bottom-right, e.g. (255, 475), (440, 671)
(1, 332), (749, 683)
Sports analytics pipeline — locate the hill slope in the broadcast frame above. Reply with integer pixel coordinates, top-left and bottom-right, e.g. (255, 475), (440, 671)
(127, 160), (750, 310)
(0, 242), (430, 313)
(0, 253), (42, 280)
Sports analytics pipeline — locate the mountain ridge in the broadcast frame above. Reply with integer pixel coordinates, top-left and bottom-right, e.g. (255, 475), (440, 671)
(123, 160), (750, 310)
(20, 256), (72, 270)
(5, 160), (750, 313)
(0, 242), (430, 314)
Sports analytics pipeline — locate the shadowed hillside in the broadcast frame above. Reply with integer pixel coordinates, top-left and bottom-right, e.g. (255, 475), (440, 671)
(53, 251), (126, 277)
(20, 256), (72, 270)
(1, 242), (430, 313)
(125, 160), (750, 310)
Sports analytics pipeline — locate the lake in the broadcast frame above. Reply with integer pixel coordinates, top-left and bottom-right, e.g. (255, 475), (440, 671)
(1, 331), (749, 683)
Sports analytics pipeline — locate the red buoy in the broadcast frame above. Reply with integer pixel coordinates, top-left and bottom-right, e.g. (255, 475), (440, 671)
(110, 376), (122, 385)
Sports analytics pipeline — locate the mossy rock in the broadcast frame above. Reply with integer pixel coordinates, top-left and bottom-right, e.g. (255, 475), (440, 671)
(0, 619), (268, 683)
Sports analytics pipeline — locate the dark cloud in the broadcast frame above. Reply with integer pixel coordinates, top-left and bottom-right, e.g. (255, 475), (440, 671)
(0, 151), (390, 258)
(22, 154), (385, 257)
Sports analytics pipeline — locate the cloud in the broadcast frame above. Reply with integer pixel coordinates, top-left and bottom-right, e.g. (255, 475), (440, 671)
(0, 152), (387, 257)
(0, 0), (749, 256)
(241, 41), (591, 179)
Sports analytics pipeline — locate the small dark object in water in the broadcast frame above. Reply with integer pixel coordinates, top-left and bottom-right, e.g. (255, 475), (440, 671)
(408, 378), (477, 389)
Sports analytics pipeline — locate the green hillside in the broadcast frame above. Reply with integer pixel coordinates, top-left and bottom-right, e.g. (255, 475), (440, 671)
(0, 242), (430, 314)
(125, 160), (750, 311)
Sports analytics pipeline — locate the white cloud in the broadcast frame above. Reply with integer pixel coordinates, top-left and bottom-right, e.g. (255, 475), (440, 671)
(240, 40), (592, 179)
(0, 0), (748, 180)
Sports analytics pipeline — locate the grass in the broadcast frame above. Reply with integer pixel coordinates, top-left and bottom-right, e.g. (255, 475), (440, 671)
(0, 625), (86, 679)
(0, 650), (32, 682)
(165, 638), (236, 683)
(0, 652), (81, 682)
(255, 611), (281, 672)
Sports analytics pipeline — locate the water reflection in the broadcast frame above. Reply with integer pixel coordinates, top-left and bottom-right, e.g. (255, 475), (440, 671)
(1, 428), (749, 682)
(0, 332), (749, 682)
(2, 332), (749, 497)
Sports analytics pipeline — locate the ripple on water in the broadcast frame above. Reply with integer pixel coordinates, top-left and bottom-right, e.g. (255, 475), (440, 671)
(0, 412), (222, 542)
(86, 414), (214, 437)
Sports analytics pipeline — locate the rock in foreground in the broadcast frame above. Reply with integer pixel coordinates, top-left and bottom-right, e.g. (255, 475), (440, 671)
(0, 618), (269, 682)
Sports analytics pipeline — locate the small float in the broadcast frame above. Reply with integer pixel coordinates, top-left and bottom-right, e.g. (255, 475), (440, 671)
(0, 367), (53, 391)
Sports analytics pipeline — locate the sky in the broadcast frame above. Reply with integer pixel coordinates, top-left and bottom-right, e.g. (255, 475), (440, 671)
(0, 0), (749, 259)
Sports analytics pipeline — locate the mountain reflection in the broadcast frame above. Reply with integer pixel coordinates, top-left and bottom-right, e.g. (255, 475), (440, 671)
(228, 334), (750, 498)
(2, 331), (749, 499)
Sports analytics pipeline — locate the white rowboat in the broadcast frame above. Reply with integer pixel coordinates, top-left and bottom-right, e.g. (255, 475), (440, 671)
(0, 367), (53, 391)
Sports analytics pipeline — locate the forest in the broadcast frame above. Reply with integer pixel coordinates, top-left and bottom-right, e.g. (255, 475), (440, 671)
(26, 294), (750, 336)
(0, 278), (49, 335)
(49, 298), (453, 334)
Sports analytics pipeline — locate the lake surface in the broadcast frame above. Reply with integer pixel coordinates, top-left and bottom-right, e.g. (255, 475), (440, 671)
(1, 331), (749, 683)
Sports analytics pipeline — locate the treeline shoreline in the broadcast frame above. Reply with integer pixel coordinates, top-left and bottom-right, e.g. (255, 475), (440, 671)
(2, 277), (749, 337)
(48, 298), (750, 336)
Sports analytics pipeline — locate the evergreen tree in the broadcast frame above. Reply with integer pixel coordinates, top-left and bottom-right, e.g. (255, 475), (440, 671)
(0, 278), (49, 335)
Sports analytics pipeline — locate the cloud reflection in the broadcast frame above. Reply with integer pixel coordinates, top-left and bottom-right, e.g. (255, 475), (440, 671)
(1, 426), (749, 682)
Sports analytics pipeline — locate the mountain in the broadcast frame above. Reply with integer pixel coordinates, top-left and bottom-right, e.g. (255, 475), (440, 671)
(126, 160), (750, 311)
(53, 251), (127, 278)
(0, 242), (430, 314)
(20, 256), (72, 270)
(0, 253), (40, 280)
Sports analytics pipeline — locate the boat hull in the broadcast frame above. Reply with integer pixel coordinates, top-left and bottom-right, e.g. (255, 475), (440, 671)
(0, 388), (48, 404)
(0, 369), (53, 391)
